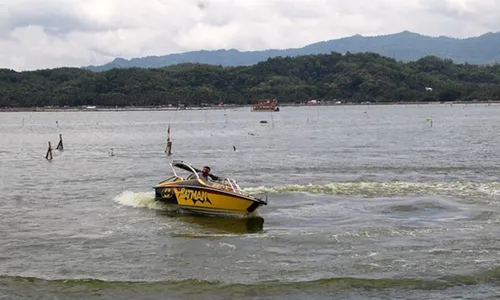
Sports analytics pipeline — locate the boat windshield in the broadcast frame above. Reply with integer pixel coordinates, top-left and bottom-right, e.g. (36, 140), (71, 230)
(169, 160), (200, 179)
(168, 160), (244, 194)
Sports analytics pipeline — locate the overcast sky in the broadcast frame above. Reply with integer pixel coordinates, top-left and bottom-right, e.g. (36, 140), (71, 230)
(0, 0), (498, 71)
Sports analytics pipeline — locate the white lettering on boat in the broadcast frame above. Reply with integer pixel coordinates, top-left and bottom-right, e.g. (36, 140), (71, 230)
(210, 183), (233, 192)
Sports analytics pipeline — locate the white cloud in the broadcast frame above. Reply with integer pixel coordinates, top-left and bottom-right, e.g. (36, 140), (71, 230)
(0, 0), (498, 71)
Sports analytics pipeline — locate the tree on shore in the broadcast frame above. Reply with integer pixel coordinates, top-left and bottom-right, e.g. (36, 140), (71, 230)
(1, 52), (500, 108)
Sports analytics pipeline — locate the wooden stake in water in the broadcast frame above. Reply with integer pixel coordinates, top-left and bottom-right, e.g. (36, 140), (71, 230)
(165, 124), (172, 156)
(45, 142), (53, 161)
(56, 134), (64, 150)
(166, 139), (172, 156)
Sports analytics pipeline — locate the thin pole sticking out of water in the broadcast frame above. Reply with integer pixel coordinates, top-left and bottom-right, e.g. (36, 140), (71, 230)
(56, 134), (64, 150)
(45, 142), (53, 161)
(165, 124), (172, 156)
(271, 112), (274, 128)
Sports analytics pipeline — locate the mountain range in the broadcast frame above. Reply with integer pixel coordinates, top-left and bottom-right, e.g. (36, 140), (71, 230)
(83, 31), (500, 72)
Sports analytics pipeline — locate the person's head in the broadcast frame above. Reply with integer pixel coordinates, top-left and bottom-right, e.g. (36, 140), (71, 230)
(202, 166), (211, 176)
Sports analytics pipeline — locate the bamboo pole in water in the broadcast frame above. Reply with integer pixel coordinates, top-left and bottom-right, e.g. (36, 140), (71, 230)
(165, 124), (172, 156)
(56, 134), (64, 150)
(45, 142), (53, 161)
(165, 138), (172, 156)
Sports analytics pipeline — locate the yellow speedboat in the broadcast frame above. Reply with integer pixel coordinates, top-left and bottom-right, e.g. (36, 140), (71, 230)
(154, 160), (268, 216)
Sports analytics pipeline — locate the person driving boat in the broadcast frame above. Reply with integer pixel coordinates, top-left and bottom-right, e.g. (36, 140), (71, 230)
(197, 166), (220, 181)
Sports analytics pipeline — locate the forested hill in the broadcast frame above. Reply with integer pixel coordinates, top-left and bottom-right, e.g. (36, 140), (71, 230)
(2, 52), (500, 108)
(83, 31), (500, 71)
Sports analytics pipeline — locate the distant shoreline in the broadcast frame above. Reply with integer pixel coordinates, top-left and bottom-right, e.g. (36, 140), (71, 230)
(1, 101), (499, 113)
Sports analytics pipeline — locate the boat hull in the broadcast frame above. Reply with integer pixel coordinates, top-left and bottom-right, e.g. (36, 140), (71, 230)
(155, 180), (265, 215)
(251, 107), (279, 112)
(252, 99), (280, 112)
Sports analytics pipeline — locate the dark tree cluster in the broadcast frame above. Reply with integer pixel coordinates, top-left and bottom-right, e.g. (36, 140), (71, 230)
(1, 52), (500, 108)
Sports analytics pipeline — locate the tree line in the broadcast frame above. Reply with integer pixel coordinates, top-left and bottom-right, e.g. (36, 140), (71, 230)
(1, 51), (500, 108)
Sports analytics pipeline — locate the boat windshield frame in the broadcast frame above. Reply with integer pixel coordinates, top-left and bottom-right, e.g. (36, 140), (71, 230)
(168, 160), (244, 194)
(169, 160), (200, 178)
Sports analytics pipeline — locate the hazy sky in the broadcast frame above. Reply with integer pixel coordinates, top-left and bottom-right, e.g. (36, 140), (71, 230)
(0, 0), (498, 71)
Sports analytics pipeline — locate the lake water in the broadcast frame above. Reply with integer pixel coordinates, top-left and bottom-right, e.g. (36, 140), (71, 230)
(1, 104), (500, 299)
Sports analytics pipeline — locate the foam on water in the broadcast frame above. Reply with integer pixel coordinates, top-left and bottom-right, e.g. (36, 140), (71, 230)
(113, 190), (171, 210)
(111, 181), (500, 215)
(244, 181), (500, 203)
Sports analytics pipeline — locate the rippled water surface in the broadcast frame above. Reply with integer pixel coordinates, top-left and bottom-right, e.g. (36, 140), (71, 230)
(1, 104), (500, 299)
